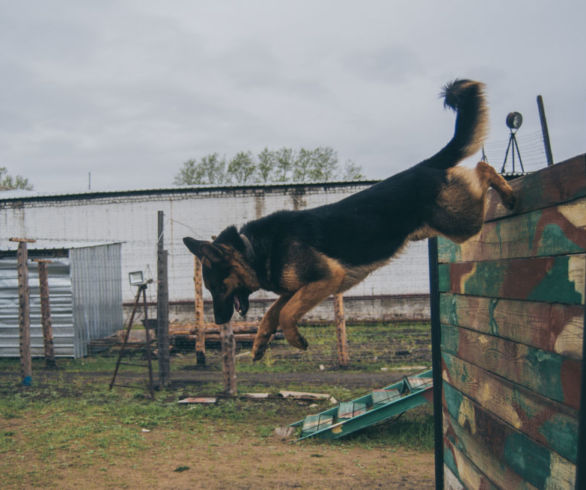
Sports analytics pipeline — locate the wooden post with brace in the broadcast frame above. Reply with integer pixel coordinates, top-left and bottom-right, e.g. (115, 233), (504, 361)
(33, 259), (56, 368)
(10, 238), (36, 385)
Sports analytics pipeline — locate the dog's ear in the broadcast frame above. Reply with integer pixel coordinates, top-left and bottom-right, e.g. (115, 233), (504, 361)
(183, 237), (226, 264)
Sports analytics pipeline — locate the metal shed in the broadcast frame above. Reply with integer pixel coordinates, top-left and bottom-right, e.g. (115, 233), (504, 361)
(0, 241), (123, 358)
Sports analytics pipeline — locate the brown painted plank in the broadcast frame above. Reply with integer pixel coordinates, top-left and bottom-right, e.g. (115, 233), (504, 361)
(441, 324), (582, 410)
(485, 154), (586, 221)
(440, 294), (583, 360)
(443, 412), (539, 490)
(444, 437), (499, 490)
(439, 197), (586, 263)
(443, 387), (576, 489)
(439, 255), (585, 305)
(442, 352), (578, 463)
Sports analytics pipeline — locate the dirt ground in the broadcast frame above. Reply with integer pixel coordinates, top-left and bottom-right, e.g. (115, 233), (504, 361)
(2, 326), (435, 489)
(30, 432), (435, 489)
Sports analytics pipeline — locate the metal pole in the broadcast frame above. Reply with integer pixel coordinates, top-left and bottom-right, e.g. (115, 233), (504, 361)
(537, 95), (554, 166)
(428, 237), (444, 490)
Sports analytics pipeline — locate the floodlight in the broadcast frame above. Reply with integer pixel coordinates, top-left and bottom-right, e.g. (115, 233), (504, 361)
(128, 271), (144, 286)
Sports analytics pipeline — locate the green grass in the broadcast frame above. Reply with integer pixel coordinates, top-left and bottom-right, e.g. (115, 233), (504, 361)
(0, 321), (433, 487)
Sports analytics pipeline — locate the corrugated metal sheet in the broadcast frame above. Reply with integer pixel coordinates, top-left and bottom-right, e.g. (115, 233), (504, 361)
(0, 243), (123, 358)
(70, 244), (123, 357)
(0, 258), (74, 357)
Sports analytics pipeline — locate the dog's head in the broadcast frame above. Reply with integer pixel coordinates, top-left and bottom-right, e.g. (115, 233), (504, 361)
(183, 226), (259, 324)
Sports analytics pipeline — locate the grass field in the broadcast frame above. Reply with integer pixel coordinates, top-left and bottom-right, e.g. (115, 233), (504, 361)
(0, 322), (435, 489)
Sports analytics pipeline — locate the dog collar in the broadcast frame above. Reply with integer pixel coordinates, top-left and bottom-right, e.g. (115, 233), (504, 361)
(239, 233), (255, 262)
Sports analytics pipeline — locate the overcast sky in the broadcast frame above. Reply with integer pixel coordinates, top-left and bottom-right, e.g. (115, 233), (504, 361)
(1, 1), (584, 194)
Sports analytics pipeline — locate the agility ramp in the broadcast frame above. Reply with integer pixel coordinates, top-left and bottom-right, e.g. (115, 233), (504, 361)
(290, 369), (433, 441)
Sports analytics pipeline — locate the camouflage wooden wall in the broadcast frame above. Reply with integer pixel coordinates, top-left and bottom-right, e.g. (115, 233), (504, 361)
(438, 155), (585, 489)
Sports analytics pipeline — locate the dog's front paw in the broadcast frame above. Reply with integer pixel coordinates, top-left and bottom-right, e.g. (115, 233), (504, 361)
(252, 343), (267, 361)
(288, 333), (308, 351)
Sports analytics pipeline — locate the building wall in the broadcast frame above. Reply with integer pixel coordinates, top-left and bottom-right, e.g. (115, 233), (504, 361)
(438, 155), (585, 488)
(1, 183), (430, 323)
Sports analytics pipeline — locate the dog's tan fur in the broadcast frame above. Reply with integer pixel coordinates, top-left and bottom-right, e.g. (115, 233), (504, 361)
(183, 80), (516, 361)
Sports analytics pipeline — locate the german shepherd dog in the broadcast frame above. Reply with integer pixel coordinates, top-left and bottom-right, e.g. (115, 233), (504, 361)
(183, 80), (516, 361)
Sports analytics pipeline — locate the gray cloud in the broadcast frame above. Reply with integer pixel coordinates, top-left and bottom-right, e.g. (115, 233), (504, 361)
(0, 1), (584, 192)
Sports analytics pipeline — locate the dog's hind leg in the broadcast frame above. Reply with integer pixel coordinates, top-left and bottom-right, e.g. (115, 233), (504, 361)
(252, 294), (291, 361)
(476, 160), (516, 209)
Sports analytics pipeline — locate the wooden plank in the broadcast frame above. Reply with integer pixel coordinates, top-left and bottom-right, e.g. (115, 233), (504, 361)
(371, 389), (400, 405)
(443, 412), (539, 490)
(444, 437), (499, 490)
(441, 324), (582, 410)
(439, 254), (585, 305)
(440, 294), (583, 360)
(302, 414), (334, 433)
(443, 464), (466, 490)
(439, 197), (586, 263)
(442, 353), (578, 463)
(485, 154), (586, 221)
(337, 401), (367, 420)
(443, 384), (576, 489)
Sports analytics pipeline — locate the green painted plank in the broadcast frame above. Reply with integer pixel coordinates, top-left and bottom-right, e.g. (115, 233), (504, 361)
(302, 414), (333, 434)
(371, 389), (400, 406)
(440, 255), (585, 305)
(438, 197), (586, 263)
(439, 294), (583, 360)
(337, 401), (367, 420)
(443, 384), (576, 489)
(294, 370), (433, 440)
(442, 352), (579, 463)
(441, 324), (582, 409)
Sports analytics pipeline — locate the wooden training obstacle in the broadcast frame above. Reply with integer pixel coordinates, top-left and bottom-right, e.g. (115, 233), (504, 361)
(291, 370), (433, 440)
(434, 155), (585, 489)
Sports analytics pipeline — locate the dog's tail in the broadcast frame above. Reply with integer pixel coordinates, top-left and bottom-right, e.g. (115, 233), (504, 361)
(421, 79), (488, 170)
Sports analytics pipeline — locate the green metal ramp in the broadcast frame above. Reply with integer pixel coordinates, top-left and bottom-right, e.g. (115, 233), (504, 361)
(291, 370), (433, 441)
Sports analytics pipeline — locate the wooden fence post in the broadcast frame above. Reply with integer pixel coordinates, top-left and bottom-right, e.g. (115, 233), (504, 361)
(157, 211), (170, 386)
(35, 260), (56, 368)
(193, 257), (206, 366)
(333, 294), (350, 367)
(220, 321), (237, 396)
(10, 238), (36, 385)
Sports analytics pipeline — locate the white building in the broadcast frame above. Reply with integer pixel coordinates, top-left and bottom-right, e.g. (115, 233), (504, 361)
(0, 182), (430, 323)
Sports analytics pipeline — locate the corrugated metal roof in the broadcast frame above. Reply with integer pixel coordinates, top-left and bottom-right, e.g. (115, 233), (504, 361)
(0, 180), (379, 202)
(0, 240), (124, 253)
